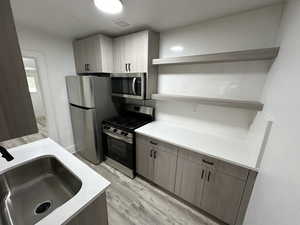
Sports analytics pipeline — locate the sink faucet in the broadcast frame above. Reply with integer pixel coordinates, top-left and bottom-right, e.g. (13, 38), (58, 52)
(0, 146), (14, 162)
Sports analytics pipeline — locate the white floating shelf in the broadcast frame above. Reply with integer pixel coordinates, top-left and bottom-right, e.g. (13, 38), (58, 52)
(152, 47), (280, 65)
(152, 94), (264, 111)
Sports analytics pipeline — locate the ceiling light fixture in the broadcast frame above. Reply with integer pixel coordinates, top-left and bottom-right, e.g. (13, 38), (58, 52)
(94, 0), (123, 14)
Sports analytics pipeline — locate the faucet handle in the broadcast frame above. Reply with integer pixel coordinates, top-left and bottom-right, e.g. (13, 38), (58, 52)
(0, 146), (14, 162)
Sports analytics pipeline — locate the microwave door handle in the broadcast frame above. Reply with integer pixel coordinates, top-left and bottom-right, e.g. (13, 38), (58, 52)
(132, 78), (137, 95)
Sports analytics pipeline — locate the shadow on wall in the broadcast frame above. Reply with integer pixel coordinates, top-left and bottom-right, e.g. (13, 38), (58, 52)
(155, 101), (257, 139)
(158, 60), (273, 101)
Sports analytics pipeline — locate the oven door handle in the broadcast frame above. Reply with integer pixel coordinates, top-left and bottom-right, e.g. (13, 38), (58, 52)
(104, 131), (132, 144)
(132, 78), (137, 95)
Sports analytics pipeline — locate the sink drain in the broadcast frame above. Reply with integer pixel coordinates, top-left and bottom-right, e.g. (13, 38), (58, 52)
(34, 201), (52, 215)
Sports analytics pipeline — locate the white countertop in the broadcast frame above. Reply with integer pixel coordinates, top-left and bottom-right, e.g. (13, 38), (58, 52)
(0, 138), (110, 225)
(135, 121), (268, 171)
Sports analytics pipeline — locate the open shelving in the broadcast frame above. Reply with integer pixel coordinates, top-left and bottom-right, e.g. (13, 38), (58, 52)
(152, 47), (280, 66)
(152, 94), (264, 111)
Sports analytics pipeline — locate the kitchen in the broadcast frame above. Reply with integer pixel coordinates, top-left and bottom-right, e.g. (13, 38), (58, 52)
(0, 0), (299, 225)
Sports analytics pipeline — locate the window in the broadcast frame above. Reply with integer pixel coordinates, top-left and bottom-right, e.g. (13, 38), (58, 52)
(26, 76), (37, 93)
(23, 57), (38, 93)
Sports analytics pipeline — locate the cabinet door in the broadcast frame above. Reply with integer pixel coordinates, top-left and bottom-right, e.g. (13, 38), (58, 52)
(84, 36), (101, 73)
(73, 39), (86, 73)
(124, 32), (148, 73)
(136, 135), (153, 180)
(0, 0), (37, 141)
(113, 37), (126, 73)
(131, 31), (148, 72)
(201, 170), (246, 225)
(124, 34), (135, 72)
(100, 35), (113, 73)
(175, 154), (206, 207)
(153, 143), (178, 192)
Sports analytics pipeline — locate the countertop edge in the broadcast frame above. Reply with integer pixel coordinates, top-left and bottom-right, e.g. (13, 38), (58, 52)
(135, 127), (259, 172)
(0, 138), (111, 225)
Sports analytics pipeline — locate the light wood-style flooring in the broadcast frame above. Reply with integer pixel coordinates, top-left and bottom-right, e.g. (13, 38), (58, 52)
(78, 156), (222, 225)
(1, 121), (222, 225)
(0, 116), (48, 148)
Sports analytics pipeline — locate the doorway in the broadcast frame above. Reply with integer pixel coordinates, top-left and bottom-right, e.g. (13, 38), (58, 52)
(23, 57), (48, 137)
(0, 57), (49, 148)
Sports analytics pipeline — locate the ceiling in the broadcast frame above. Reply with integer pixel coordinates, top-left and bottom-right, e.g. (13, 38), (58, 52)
(10, 0), (283, 39)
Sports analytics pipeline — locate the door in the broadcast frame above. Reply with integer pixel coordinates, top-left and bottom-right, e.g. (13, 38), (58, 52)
(105, 134), (134, 169)
(136, 135), (153, 180)
(113, 37), (126, 73)
(110, 74), (144, 99)
(124, 34), (135, 72)
(175, 154), (206, 207)
(66, 76), (95, 108)
(84, 36), (101, 73)
(201, 170), (246, 225)
(73, 39), (86, 73)
(70, 105), (99, 164)
(130, 31), (148, 73)
(153, 144), (178, 192)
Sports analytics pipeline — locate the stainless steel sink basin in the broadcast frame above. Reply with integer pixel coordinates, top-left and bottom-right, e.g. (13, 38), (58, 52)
(0, 157), (82, 225)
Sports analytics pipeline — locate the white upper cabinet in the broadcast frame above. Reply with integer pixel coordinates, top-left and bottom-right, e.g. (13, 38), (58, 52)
(73, 34), (113, 74)
(113, 36), (126, 73)
(113, 30), (158, 73)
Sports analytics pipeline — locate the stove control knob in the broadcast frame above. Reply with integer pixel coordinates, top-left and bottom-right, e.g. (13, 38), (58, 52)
(113, 129), (117, 133)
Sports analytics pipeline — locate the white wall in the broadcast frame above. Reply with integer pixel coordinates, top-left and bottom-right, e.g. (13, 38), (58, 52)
(160, 5), (282, 58)
(16, 25), (76, 152)
(156, 4), (283, 138)
(244, 1), (300, 224)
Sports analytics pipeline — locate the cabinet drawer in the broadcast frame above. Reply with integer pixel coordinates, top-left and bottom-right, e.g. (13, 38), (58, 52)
(148, 138), (178, 155)
(179, 148), (249, 180)
(178, 149), (204, 166)
(215, 161), (249, 180)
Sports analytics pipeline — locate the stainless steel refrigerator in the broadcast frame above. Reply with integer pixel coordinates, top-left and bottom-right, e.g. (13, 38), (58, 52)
(66, 75), (117, 164)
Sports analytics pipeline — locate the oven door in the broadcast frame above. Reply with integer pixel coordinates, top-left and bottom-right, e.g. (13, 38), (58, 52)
(111, 73), (145, 99)
(104, 133), (134, 169)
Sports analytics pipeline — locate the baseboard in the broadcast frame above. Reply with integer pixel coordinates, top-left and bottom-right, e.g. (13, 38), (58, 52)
(65, 144), (76, 154)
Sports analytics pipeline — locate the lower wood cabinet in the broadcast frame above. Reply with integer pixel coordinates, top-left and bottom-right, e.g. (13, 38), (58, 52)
(136, 134), (153, 180)
(152, 141), (178, 192)
(136, 134), (255, 225)
(136, 135), (177, 192)
(175, 151), (206, 207)
(200, 170), (246, 225)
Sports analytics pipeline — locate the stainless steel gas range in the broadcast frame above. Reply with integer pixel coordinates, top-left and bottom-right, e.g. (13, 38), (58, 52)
(102, 105), (154, 178)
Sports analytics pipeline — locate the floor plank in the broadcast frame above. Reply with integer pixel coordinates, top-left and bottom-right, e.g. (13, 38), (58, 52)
(1, 125), (223, 225)
(78, 156), (223, 225)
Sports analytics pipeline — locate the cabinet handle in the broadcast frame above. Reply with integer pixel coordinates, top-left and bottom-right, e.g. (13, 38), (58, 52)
(86, 64), (90, 71)
(201, 169), (205, 179)
(150, 141), (158, 146)
(207, 171), (211, 182)
(150, 149), (153, 158)
(125, 63), (128, 72)
(128, 63), (131, 72)
(153, 151), (157, 159)
(84, 64), (86, 71)
(202, 159), (214, 166)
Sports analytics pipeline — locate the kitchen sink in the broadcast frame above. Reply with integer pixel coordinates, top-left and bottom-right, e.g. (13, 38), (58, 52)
(0, 156), (82, 225)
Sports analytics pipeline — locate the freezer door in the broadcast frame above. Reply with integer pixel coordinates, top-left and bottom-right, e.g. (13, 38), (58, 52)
(70, 105), (100, 164)
(66, 76), (95, 108)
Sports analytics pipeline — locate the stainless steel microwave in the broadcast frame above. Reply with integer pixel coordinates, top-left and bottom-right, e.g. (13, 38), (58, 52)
(110, 73), (145, 100)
